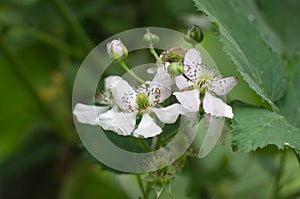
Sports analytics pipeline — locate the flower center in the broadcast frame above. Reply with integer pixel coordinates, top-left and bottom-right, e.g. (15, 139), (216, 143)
(196, 73), (213, 92)
(95, 91), (111, 105)
(136, 93), (150, 111)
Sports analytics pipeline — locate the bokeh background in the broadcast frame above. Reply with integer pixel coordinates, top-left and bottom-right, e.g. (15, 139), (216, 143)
(0, 0), (299, 199)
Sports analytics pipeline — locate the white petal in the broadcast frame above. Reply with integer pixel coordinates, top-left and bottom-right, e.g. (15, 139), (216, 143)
(138, 67), (172, 105)
(164, 62), (170, 71)
(175, 75), (193, 90)
(173, 90), (200, 113)
(104, 76), (122, 91)
(152, 103), (181, 124)
(133, 113), (162, 138)
(107, 39), (123, 56)
(148, 83), (171, 105)
(184, 48), (202, 81)
(203, 92), (234, 118)
(210, 77), (237, 95)
(97, 110), (137, 136)
(73, 103), (109, 125)
(150, 67), (172, 103)
(198, 115), (225, 158)
(112, 78), (137, 111)
(152, 67), (172, 87)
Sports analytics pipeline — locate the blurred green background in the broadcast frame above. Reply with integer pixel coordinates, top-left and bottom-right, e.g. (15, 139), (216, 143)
(0, 0), (299, 199)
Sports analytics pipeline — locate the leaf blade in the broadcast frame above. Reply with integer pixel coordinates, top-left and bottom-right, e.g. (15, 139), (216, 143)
(278, 56), (300, 128)
(194, 0), (286, 110)
(231, 107), (300, 152)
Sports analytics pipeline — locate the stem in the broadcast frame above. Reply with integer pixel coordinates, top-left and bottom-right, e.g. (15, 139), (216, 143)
(273, 152), (285, 199)
(154, 134), (163, 150)
(0, 32), (77, 145)
(144, 181), (153, 199)
(51, 0), (93, 53)
(118, 60), (145, 84)
(160, 120), (190, 151)
(161, 131), (177, 145)
(17, 26), (82, 58)
(149, 43), (160, 63)
(136, 174), (146, 198)
(151, 137), (158, 151)
(136, 138), (151, 152)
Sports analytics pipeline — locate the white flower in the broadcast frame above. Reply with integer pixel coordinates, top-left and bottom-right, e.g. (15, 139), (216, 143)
(107, 39), (128, 61)
(73, 104), (109, 125)
(98, 67), (181, 138)
(174, 48), (237, 118)
(73, 76), (122, 125)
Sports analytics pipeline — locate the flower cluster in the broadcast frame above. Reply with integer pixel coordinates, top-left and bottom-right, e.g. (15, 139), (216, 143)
(73, 39), (237, 139)
(173, 48), (237, 119)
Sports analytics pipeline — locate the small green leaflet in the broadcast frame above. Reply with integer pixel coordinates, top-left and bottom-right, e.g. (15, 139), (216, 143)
(231, 107), (300, 152)
(194, 0), (286, 110)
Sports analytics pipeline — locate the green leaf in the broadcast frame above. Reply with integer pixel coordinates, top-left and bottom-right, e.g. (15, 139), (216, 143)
(256, 0), (300, 57)
(194, 0), (286, 110)
(278, 56), (300, 128)
(201, 31), (270, 108)
(227, 0), (285, 57)
(231, 107), (300, 152)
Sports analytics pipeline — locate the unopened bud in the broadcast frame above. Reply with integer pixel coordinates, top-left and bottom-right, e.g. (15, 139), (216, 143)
(143, 29), (159, 44)
(185, 25), (204, 44)
(167, 62), (184, 75)
(107, 39), (128, 61)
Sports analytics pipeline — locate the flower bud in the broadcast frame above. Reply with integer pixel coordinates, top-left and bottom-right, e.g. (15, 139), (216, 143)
(167, 62), (184, 75)
(161, 47), (187, 64)
(107, 39), (128, 61)
(143, 30), (159, 44)
(185, 25), (204, 44)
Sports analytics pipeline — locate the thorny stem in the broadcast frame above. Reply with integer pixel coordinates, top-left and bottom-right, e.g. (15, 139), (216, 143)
(118, 60), (145, 84)
(0, 32), (77, 145)
(51, 0), (93, 53)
